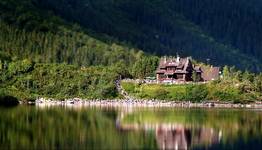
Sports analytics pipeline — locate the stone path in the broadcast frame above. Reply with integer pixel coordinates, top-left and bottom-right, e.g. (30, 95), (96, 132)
(115, 80), (135, 100)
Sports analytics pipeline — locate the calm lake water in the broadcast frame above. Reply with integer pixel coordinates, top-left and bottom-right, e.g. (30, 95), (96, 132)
(0, 106), (262, 150)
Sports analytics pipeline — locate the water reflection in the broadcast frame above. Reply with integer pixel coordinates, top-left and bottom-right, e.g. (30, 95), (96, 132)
(117, 111), (222, 149)
(0, 106), (262, 150)
(156, 125), (221, 150)
(116, 108), (262, 150)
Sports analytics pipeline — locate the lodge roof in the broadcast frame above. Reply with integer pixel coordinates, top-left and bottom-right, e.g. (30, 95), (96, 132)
(157, 57), (193, 74)
(156, 69), (166, 74)
(201, 67), (220, 81)
(166, 62), (179, 67)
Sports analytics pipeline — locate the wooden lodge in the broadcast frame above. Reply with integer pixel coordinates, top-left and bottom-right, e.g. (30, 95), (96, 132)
(156, 56), (220, 83)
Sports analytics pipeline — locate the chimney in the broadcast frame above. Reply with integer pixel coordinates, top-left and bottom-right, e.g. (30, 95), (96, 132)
(164, 56), (167, 64)
(176, 54), (180, 63)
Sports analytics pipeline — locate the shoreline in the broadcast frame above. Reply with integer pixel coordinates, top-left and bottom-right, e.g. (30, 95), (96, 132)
(25, 98), (262, 109)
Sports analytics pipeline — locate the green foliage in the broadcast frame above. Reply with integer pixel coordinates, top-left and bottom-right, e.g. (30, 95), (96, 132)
(131, 56), (159, 79)
(167, 86), (187, 101)
(242, 70), (255, 82)
(94, 82), (118, 99)
(254, 74), (262, 92)
(121, 82), (209, 102)
(7, 59), (34, 75)
(208, 68), (262, 102)
(0, 60), (123, 100)
(151, 87), (169, 99)
(185, 85), (208, 102)
(0, 22), (144, 68)
(111, 60), (131, 78)
(0, 0), (62, 32)
(222, 66), (230, 80)
(121, 82), (136, 94)
(0, 51), (11, 62)
(211, 89), (240, 102)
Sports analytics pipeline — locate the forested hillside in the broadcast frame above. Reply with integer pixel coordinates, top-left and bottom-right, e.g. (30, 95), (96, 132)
(35, 0), (262, 72)
(1, 0), (262, 71)
(0, 0), (159, 100)
(0, 0), (147, 67)
(172, 0), (262, 62)
(1, 0), (262, 101)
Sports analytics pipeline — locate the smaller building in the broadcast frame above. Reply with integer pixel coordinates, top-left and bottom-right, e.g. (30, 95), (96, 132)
(201, 67), (220, 81)
(156, 56), (220, 83)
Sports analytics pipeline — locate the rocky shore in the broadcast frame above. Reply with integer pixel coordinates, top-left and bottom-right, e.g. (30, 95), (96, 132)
(33, 98), (262, 109)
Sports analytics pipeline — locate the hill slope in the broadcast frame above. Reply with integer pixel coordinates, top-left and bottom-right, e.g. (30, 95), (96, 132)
(0, 0), (146, 67)
(1, 0), (262, 72)
(34, 0), (262, 72)
(0, 0), (153, 100)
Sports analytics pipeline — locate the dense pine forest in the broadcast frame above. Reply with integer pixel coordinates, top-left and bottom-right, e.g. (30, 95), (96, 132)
(0, 0), (262, 102)
(36, 0), (262, 72)
(1, 0), (262, 70)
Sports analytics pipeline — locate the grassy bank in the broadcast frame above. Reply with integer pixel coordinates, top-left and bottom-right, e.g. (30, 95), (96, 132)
(121, 82), (207, 102)
(121, 80), (262, 103)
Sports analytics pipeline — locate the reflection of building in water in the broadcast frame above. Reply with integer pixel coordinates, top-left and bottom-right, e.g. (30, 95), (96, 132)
(156, 125), (221, 150)
(156, 126), (190, 150)
(116, 110), (222, 150)
(117, 122), (222, 150)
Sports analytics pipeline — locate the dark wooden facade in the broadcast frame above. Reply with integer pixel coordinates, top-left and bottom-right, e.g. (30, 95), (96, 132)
(156, 57), (196, 83)
(156, 56), (219, 83)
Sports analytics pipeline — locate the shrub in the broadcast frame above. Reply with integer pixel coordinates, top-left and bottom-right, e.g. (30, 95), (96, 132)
(212, 90), (240, 101)
(0, 51), (11, 62)
(186, 85), (208, 102)
(99, 83), (118, 99)
(152, 88), (169, 99)
(167, 85), (187, 101)
(8, 59), (34, 75)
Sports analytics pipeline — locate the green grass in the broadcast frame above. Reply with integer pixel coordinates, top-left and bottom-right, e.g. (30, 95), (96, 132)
(121, 82), (204, 101)
(139, 84), (187, 100)
(121, 81), (262, 102)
